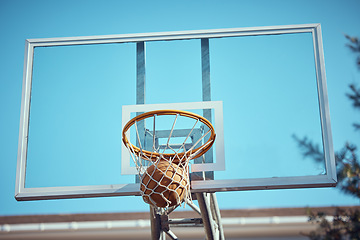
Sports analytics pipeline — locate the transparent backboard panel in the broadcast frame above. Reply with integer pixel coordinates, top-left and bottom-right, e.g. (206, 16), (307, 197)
(25, 43), (136, 188)
(146, 40), (202, 104)
(210, 33), (325, 179)
(16, 24), (336, 200)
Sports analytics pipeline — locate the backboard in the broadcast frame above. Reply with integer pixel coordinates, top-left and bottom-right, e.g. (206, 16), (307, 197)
(15, 24), (336, 201)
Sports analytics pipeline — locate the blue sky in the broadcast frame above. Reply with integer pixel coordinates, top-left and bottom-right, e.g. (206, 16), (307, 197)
(1, 0), (360, 216)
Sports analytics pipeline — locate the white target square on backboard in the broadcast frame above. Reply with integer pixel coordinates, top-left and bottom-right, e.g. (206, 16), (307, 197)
(121, 101), (225, 175)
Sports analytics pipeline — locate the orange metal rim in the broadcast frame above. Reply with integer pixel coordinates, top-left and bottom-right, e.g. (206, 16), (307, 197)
(122, 110), (216, 162)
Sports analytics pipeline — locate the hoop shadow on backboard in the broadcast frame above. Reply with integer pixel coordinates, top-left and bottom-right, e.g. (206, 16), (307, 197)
(15, 24), (336, 201)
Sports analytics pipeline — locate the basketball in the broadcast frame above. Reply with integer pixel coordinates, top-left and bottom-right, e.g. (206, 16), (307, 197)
(140, 160), (189, 208)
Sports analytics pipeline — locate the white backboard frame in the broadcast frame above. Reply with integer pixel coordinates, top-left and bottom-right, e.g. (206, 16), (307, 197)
(15, 23), (336, 201)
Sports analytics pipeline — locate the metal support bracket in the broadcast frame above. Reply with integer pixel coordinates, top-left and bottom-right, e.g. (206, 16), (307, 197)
(150, 192), (224, 240)
(196, 192), (225, 240)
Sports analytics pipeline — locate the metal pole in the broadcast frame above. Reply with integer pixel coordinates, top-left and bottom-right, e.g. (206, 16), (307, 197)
(201, 38), (211, 102)
(201, 38), (214, 180)
(185, 198), (202, 216)
(150, 206), (166, 240)
(210, 193), (225, 240)
(196, 192), (217, 240)
(136, 41), (145, 105)
(135, 41), (146, 183)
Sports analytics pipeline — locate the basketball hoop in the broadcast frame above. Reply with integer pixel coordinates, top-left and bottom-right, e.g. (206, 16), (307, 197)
(122, 110), (216, 208)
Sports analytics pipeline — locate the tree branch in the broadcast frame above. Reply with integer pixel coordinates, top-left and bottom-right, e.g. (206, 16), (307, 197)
(292, 134), (324, 163)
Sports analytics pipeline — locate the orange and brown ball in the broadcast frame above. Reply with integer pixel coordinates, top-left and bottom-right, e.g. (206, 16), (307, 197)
(140, 160), (189, 208)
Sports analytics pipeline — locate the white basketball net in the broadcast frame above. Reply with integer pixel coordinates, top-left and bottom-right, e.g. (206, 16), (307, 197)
(123, 112), (215, 208)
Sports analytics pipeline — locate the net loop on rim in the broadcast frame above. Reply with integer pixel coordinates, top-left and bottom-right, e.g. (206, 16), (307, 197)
(122, 109), (216, 208)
